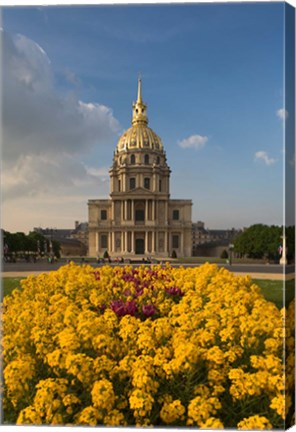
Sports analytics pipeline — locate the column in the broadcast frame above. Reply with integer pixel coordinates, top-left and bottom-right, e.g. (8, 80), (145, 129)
(108, 233), (112, 252)
(123, 174), (126, 192)
(111, 232), (115, 253)
(125, 201), (128, 221)
(153, 173), (156, 192)
(164, 201), (168, 225)
(95, 232), (99, 255)
(121, 200), (124, 221)
(125, 231), (128, 253)
(145, 232), (148, 254)
(145, 200), (148, 222)
(131, 200), (135, 222)
(145, 200), (148, 221)
(131, 231), (135, 253)
(164, 232), (168, 255)
(152, 200), (155, 221)
(152, 231), (155, 253)
(121, 232), (124, 253)
(180, 232), (184, 256)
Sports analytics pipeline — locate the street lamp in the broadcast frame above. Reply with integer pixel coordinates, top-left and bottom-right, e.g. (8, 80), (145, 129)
(228, 243), (234, 265)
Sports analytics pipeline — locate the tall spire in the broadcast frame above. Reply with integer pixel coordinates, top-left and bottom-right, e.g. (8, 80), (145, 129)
(137, 74), (142, 103)
(132, 75), (148, 125)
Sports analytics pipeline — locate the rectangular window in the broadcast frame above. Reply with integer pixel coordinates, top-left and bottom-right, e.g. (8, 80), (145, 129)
(101, 234), (108, 249)
(101, 210), (107, 220)
(118, 179), (121, 192)
(172, 235), (179, 249)
(135, 210), (145, 221)
(129, 178), (136, 190)
(144, 177), (150, 189)
(173, 210), (179, 220)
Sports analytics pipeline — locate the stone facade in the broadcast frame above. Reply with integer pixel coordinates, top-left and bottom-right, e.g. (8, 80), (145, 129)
(88, 79), (192, 258)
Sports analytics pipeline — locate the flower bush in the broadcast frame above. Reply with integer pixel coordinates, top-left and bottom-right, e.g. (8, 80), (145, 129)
(2, 262), (294, 428)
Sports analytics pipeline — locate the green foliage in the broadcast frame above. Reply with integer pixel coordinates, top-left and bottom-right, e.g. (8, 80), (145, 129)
(233, 224), (295, 261)
(52, 240), (61, 258)
(103, 250), (110, 259)
(234, 224), (295, 261)
(220, 249), (228, 259)
(3, 230), (61, 257)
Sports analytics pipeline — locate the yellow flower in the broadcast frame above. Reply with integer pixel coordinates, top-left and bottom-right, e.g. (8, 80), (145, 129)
(2, 262), (289, 428)
(237, 415), (273, 430)
(17, 406), (42, 425)
(160, 399), (185, 424)
(200, 416), (224, 429)
(92, 379), (115, 411)
(75, 406), (101, 425)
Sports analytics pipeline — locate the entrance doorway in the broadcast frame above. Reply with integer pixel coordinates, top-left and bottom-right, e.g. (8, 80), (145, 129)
(135, 238), (145, 254)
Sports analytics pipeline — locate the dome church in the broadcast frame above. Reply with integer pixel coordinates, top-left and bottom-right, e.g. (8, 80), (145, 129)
(88, 78), (192, 258)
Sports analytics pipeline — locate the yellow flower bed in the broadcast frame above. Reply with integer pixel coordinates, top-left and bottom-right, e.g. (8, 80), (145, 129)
(2, 262), (294, 428)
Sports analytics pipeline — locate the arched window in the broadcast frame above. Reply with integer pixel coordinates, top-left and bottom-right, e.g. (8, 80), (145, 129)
(156, 156), (160, 165)
(144, 154), (149, 165)
(130, 154), (135, 164)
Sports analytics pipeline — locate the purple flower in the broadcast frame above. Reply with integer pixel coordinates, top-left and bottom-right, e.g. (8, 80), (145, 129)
(110, 299), (138, 317)
(142, 304), (157, 317)
(93, 271), (100, 281)
(123, 289), (132, 297)
(125, 300), (138, 316)
(165, 286), (184, 296)
(110, 300), (126, 317)
(134, 288), (144, 297)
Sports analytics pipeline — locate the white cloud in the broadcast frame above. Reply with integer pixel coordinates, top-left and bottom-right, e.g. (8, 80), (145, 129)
(2, 154), (110, 202)
(84, 165), (109, 179)
(254, 151), (276, 166)
(276, 108), (288, 120)
(178, 134), (208, 150)
(2, 30), (121, 202)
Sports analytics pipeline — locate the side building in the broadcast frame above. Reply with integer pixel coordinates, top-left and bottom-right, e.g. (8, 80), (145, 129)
(192, 221), (241, 257)
(88, 78), (192, 258)
(33, 222), (88, 256)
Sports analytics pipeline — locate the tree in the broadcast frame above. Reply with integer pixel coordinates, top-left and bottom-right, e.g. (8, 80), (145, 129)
(3, 230), (61, 258)
(234, 224), (282, 260)
(52, 240), (61, 258)
(220, 249), (228, 259)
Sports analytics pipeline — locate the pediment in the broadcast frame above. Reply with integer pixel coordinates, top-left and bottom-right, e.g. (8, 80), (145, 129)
(128, 187), (154, 195)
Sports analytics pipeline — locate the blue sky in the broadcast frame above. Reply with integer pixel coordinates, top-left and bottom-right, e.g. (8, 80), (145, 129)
(2, 2), (291, 232)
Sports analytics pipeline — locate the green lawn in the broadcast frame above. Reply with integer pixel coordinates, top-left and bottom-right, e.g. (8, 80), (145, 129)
(253, 278), (295, 309)
(1, 278), (24, 300)
(1, 276), (295, 310)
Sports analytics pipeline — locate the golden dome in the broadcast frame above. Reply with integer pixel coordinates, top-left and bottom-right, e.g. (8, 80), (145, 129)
(117, 124), (163, 152)
(116, 77), (164, 153)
